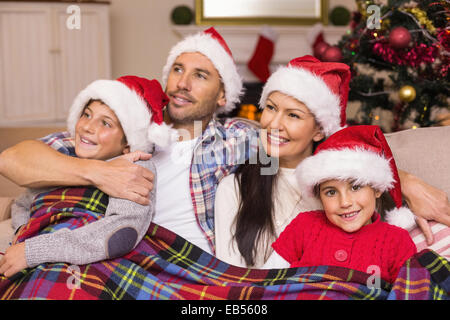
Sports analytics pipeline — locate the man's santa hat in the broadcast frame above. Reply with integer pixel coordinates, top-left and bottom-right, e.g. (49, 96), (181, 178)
(67, 75), (178, 152)
(259, 55), (350, 138)
(295, 125), (417, 231)
(161, 27), (243, 114)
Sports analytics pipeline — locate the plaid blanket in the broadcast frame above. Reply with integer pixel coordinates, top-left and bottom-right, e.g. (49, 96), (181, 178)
(0, 187), (448, 300)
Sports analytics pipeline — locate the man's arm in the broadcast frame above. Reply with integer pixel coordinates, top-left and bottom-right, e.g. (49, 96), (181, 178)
(398, 169), (450, 245)
(0, 139), (154, 205)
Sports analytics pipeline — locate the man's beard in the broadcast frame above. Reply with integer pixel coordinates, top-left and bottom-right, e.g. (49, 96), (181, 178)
(166, 99), (217, 125)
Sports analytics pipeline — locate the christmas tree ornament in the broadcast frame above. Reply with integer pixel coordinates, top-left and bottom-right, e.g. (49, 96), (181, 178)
(398, 85), (416, 103)
(389, 26), (411, 49)
(314, 41), (330, 59)
(322, 46), (343, 62)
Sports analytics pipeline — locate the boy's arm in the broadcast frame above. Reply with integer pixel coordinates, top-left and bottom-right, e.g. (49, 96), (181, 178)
(0, 137), (154, 206)
(24, 159), (156, 267)
(11, 188), (42, 233)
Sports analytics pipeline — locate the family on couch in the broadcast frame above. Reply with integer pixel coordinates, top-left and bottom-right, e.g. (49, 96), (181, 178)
(0, 28), (449, 290)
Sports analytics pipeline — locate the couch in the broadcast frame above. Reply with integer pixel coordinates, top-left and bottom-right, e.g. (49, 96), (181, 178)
(0, 125), (449, 255)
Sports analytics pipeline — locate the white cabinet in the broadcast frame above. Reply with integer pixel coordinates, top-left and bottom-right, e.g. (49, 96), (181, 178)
(0, 1), (111, 125)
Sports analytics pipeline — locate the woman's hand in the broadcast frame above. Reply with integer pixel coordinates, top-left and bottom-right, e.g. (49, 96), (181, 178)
(0, 242), (27, 278)
(399, 170), (450, 245)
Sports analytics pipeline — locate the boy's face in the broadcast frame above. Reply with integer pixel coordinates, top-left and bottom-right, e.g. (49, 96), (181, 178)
(74, 100), (129, 160)
(319, 179), (382, 233)
(165, 52), (226, 128)
(260, 91), (324, 168)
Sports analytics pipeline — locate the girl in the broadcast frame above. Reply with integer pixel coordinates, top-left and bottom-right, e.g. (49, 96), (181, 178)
(0, 76), (176, 278)
(268, 125), (417, 283)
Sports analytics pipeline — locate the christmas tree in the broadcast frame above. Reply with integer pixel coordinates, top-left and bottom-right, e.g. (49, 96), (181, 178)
(337, 0), (449, 132)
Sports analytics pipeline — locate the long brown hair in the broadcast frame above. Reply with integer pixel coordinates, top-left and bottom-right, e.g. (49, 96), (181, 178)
(232, 151), (278, 267)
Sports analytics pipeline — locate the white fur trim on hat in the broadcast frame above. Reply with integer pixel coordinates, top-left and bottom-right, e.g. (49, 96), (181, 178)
(161, 32), (244, 114)
(385, 206), (417, 231)
(259, 65), (344, 137)
(67, 80), (153, 152)
(295, 147), (395, 198)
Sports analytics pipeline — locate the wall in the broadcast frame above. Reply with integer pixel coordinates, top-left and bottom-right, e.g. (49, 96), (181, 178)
(108, 0), (356, 81)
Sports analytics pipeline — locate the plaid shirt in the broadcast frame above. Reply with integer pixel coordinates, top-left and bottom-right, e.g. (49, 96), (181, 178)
(41, 117), (259, 253)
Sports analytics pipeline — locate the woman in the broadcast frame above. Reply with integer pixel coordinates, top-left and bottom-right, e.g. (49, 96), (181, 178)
(215, 55), (351, 268)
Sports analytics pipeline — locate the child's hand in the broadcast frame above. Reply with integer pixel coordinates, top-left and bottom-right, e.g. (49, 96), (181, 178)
(120, 150), (152, 163)
(0, 242), (28, 278)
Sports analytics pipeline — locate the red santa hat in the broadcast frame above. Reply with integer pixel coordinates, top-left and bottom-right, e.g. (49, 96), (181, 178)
(259, 55), (350, 138)
(67, 75), (178, 152)
(161, 27), (243, 114)
(295, 125), (417, 231)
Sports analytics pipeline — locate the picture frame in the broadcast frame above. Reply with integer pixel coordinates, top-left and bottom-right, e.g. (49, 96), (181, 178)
(195, 0), (328, 25)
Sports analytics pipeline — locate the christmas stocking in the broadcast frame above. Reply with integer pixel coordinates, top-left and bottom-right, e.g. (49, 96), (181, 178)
(247, 26), (278, 82)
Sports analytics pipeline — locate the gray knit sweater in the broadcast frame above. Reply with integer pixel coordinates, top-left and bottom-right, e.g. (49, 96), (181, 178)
(11, 159), (156, 268)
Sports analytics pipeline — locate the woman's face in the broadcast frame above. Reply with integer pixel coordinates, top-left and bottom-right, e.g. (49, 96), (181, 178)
(259, 91), (324, 168)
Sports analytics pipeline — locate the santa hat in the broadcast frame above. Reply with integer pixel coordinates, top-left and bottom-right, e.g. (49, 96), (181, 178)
(161, 27), (244, 114)
(259, 55), (350, 138)
(295, 125), (417, 231)
(67, 75), (178, 152)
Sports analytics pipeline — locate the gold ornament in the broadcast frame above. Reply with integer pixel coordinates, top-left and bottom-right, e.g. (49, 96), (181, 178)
(398, 85), (416, 102)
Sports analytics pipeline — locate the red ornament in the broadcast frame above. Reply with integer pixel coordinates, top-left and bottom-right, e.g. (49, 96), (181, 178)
(389, 26), (411, 49)
(322, 46), (342, 62)
(313, 41), (330, 60)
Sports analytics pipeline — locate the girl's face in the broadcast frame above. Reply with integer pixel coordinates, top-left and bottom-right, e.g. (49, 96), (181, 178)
(259, 91), (324, 168)
(319, 179), (382, 233)
(75, 100), (129, 160)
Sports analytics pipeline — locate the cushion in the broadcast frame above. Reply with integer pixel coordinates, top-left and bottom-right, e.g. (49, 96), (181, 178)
(385, 126), (450, 259)
(384, 126), (450, 198)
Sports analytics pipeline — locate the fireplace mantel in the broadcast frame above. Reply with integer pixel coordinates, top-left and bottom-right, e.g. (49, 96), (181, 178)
(172, 25), (349, 81)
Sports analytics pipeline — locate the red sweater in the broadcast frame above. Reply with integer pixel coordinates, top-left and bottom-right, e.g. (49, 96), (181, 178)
(272, 210), (417, 283)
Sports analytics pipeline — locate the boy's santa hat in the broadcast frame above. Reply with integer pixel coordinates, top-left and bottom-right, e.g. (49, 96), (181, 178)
(67, 75), (178, 152)
(295, 125), (417, 231)
(161, 27), (243, 114)
(259, 55), (350, 138)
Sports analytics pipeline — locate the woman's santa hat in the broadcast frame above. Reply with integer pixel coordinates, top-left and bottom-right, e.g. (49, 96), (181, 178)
(295, 125), (417, 231)
(67, 75), (178, 152)
(259, 55), (351, 138)
(161, 27), (244, 114)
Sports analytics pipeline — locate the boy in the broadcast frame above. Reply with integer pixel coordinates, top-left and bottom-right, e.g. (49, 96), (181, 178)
(0, 76), (176, 277)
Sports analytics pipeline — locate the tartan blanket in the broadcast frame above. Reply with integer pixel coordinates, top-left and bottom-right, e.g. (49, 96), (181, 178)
(0, 187), (448, 300)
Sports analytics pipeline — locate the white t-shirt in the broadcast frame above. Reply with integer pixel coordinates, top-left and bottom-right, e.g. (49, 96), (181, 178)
(152, 138), (213, 254)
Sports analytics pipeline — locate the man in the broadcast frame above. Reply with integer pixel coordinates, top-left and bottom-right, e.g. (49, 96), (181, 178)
(0, 28), (448, 254)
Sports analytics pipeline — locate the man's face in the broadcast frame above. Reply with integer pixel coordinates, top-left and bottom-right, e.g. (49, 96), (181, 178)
(165, 52), (226, 126)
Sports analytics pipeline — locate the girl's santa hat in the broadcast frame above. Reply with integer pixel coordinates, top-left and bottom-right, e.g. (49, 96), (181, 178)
(259, 55), (351, 138)
(67, 75), (178, 152)
(295, 125), (417, 231)
(161, 27), (244, 114)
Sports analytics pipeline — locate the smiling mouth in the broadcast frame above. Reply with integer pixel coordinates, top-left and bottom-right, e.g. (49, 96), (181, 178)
(170, 93), (195, 106)
(340, 210), (360, 220)
(267, 133), (289, 146)
(79, 137), (97, 146)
